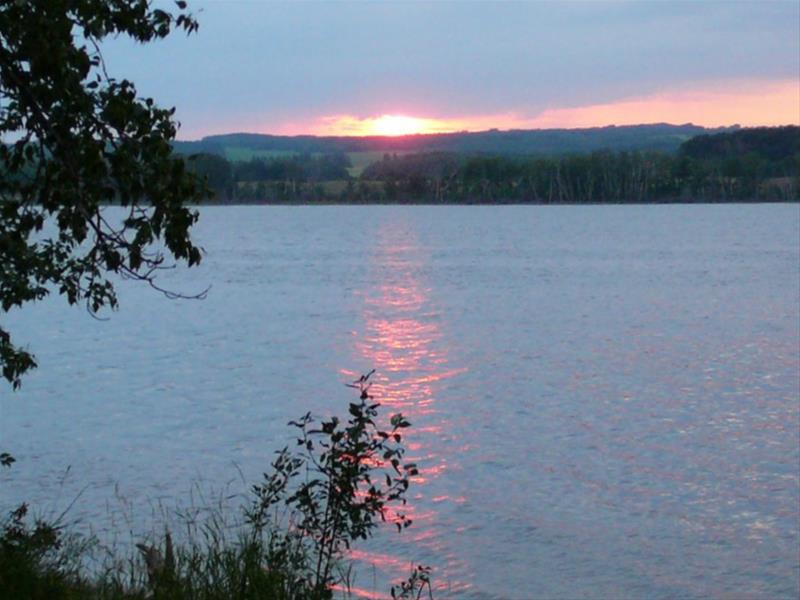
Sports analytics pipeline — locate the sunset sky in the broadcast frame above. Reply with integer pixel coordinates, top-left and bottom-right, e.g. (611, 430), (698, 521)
(102, 0), (799, 138)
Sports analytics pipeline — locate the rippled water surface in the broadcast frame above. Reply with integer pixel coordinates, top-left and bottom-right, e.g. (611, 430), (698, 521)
(3, 205), (799, 599)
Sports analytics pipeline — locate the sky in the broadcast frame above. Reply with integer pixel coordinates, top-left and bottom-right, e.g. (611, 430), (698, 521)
(100, 0), (800, 139)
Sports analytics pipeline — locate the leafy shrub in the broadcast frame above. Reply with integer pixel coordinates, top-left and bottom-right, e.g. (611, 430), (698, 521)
(0, 372), (430, 599)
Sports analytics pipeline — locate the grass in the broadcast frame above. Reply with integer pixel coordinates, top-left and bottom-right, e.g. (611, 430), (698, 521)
(0, 500), (307, 599)
(345, 152), (412, 177)
(0, 373), (433, 600)
(223, 148), (299, 162)
(217, 147), (411, 178)
(318, 180), (349, 195)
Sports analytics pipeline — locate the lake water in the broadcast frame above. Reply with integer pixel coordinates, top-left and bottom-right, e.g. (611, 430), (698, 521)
(2, 205), (799, 599)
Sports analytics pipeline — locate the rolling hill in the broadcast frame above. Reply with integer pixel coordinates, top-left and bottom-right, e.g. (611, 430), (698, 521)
(174, 123), (739, 159)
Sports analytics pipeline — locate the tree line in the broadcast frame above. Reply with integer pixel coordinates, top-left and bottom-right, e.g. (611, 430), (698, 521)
(184, 126), (799, 204)
(175, 123), (735, 156)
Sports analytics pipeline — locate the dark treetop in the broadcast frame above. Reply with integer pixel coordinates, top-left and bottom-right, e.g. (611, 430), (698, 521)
(0, 0), (209, 389)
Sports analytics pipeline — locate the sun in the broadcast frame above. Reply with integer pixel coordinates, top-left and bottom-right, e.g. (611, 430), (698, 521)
(370, 114), (430, 136)
(312, 113), (468, 136)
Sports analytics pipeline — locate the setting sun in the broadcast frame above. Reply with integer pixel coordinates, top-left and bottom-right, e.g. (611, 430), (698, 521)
(371, 115), (428, 136)
(310, 113), (467, 136)
(296, 79), (800, 138)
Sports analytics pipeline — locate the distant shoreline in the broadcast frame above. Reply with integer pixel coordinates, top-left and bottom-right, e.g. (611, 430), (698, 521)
(192, 198), (799, 207)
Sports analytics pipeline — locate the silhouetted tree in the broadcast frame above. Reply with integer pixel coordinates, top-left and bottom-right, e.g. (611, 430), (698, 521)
(0, 0), (208, 388)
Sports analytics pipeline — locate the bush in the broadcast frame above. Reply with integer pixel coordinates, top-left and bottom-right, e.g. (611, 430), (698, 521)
(0, 372), (429, 600)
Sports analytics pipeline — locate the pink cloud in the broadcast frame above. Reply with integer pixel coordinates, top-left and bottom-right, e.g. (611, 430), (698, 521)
(528, 79), (799, 128)
(238, 78), (799, 137)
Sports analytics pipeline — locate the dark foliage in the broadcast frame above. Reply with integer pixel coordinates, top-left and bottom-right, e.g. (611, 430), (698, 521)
(185, 152), (234, 201)
(358, 141), (798, 203)
(232, 153), (350, 183)
(0, 0), (210, 389)
(247, 370), (417, 596)
(179, 127), (798, 204)
(0, 503), (88, 600)
(0, 374), (428, 599)
(680, 125), (800, 163)
(391, 565), (433, 600)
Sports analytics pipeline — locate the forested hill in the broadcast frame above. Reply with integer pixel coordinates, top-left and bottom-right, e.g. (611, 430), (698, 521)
(175, 123), (736, 158)
(680, 126), (800, 161)
(181, 125), (798, 204)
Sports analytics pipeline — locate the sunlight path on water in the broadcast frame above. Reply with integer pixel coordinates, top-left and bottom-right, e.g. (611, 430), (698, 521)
(2, 205), (797, 600)
(343, 217), (470, 598)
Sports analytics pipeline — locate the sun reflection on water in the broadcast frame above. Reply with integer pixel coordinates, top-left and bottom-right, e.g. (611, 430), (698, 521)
(342, 221), (469, 597)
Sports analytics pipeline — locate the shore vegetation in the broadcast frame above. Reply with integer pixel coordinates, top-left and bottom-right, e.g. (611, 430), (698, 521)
(1, 373), (431, 600)
(185, 127), (799, 204)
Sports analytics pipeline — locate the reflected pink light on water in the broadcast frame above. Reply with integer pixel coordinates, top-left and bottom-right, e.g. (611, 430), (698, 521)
(330, 584), (386, 600)
(348, 549), (418, 573)
(370, 284), (428, 310)
(432, 495), (467, 504)
(344, 222), (469, 597)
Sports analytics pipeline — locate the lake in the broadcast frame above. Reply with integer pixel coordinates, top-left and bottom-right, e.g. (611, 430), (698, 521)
(2, 204), (799, 599)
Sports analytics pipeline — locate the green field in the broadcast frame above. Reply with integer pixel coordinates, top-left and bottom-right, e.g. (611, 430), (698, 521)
(345, 150), (412, 177)
(221, 146), (412, 178)
(222, 147), (298, 161)
(236, 179), (385, 193)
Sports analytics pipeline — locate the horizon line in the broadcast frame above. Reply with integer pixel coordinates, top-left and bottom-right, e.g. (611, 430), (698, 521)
(174, 121), (800, 143)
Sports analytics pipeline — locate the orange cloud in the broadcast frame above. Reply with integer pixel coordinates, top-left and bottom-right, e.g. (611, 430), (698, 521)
(278, 78), (799, 136)
(529, 79), (800, 129)
(306, 113), (526, 136)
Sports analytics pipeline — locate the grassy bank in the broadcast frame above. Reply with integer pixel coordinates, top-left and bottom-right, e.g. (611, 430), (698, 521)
(1, 374), (432, 600)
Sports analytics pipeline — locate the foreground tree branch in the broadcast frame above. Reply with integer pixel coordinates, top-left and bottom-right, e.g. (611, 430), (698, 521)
(0, 0), (210, 389)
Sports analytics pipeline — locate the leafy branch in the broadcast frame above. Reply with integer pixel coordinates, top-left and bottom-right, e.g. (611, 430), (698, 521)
(247, 370), (419, 598)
